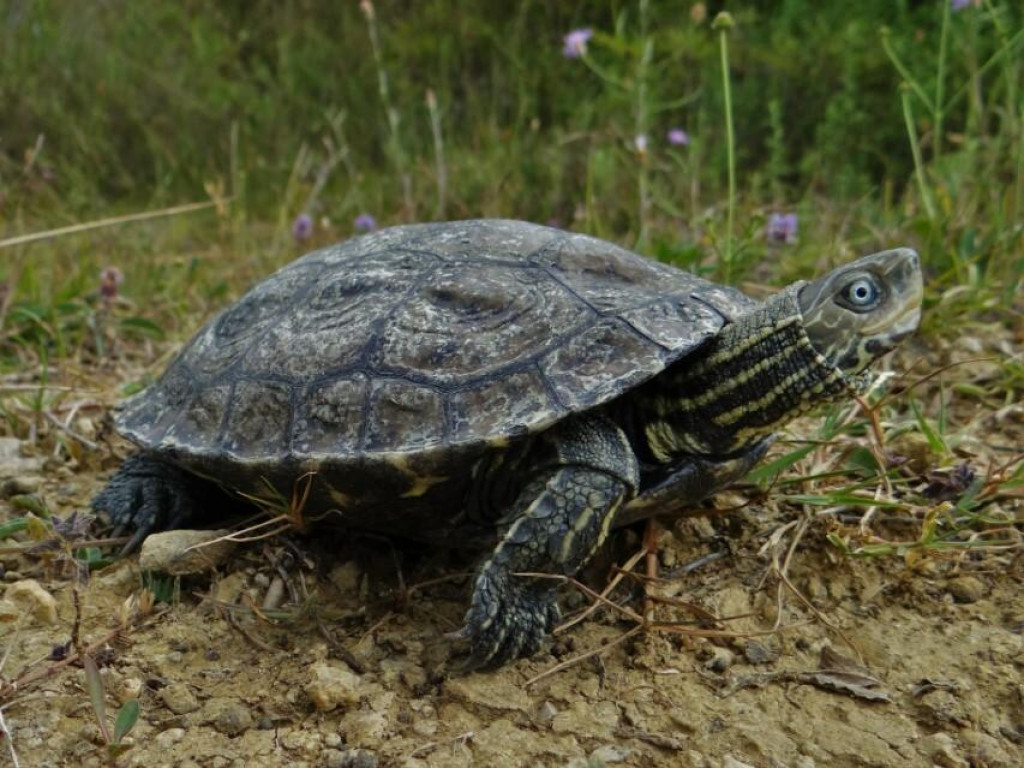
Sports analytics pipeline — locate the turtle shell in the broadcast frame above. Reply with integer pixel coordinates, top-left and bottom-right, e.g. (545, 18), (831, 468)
(117, 220), (754, 466)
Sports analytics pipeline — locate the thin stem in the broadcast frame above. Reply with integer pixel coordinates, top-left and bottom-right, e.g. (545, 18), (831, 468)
(901, 87), (937, 223)
(426, 89), (447, 219)
(635, 0), (652, 248)
(362, 1), (413, 217)
(1017, 105), (1024, 227)
(881, 29), (935, 113)
(934, 0), (950, 161)
(718, 21), (736, 281)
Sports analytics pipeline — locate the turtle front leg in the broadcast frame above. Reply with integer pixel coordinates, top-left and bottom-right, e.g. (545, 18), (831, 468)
(456, 415), (639, 668)
(91, 454), (215, 554)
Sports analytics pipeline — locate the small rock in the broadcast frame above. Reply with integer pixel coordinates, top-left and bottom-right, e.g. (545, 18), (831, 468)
(112, 676), (144, 704)
(947, 576), (986, 604)
(960, 729), (1016, 768)
(154, 728), (186, 748)
(705, 647), (735, 673)
(343, 711), (388, 748)
(0, 600), (21, 622)
(590, 744), (631, 763)
(93, 561), (137, 597)
(202, 698), (254, 737)
(329, 561), (363, 597)
(917, 732), (968, 768)
(535, 700), (559, 726)
(743, 640), (776, 665)
(445, 674), (532, 713)
(338, 749), (378, 768)
(5, 579), (58, 624)
(139, 529), (237, 575)
(213, 572), (249, 605)
(305, 662), (365, 712)
(0, 475), (42, 497)
(261, 576), (286, 611)
(723, 757), (757, 768)
(161, 683), (200, 715)
(0, 438), (43, 477)
(399, 664), (427, 690)
(281, 728), (322, 755)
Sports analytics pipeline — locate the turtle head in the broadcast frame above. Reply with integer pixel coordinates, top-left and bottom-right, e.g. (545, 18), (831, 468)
(798, 248), (923, 375)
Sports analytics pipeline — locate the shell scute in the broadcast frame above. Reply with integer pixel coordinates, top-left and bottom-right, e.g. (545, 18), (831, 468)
(119, 220), (753, 463)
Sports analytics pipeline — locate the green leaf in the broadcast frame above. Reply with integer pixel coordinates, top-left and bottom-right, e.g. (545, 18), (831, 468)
(745, 444), (814, 486)
(0, 517), (28, 540)
(113, 699), (141, 744)
(83, 654), (111, 744)
(10, 494), (51, 516)
(118, 316), (166, 340)
(844, 447), (883, 474)
(782, 492), (903, 509)
(909, 399), (947, 456)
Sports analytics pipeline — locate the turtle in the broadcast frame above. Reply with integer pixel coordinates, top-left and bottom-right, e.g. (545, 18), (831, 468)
(92, 219), (923, 667)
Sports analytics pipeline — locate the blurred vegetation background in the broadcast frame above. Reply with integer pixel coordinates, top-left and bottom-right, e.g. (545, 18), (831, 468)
(0, 0), (1021, 346)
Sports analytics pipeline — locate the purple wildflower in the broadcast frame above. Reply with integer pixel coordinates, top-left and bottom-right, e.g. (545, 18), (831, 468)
(354, 213), (377, 233)
(292, 213), (314, 241)
(562, 28), (593, 59)
(766, 212), (799, 244)
(99, 267), (123, 302)
(950, 0), (971, 10)
(667, 128), (690, 147)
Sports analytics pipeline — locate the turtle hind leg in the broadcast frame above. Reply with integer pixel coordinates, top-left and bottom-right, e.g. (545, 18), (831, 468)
(91, 454), (221, 554)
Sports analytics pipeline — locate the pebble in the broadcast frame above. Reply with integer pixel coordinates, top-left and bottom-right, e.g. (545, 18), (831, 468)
(329, 561), (363, 596)
(590, 744), (631, 763)
(5, 578), (58, 624)
(705, 647), (735, 673)
(262, 576), (286, 611)
(535, 700), (559, 726)
(0, 599), (20, 622)
(281, 728), (321, 755)
(305, 662), (366, 712)
(0, 475), (42, 497)
(917, 732), (968, 768)
(723, 757), (757, 768)
(138, 529), (237, 575)
(334, 749), (378, 768)
(947, 576), (986, 604)
(0, 438), (43, 477)
(324, 732), (342, 749)
(343, 711), (388, 747)
(154, 728), (186, 748)
(160, 683), (200, 715)
(202, 698), (254, 736)
(112, 675), (144, 704)
(960, 729), (1016, 768)
(213, 572), (249, 605)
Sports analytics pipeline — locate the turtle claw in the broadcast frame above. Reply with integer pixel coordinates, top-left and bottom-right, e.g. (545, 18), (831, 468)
(92, 454), (200, 555)
(453, 569), (559, 670)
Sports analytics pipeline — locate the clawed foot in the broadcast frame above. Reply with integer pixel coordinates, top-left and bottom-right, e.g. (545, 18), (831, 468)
(91, 455), (199, 554)
(451, 568), (560, 670)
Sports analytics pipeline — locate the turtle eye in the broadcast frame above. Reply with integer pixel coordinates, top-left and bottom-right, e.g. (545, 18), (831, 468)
(838, 276), (881, 311)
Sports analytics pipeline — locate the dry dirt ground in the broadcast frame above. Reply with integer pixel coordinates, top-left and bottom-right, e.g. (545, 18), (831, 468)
(0, 339), (1022, 768)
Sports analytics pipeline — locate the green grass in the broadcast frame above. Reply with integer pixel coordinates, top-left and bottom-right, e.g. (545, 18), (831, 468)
(0, 0), (1021, 569)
